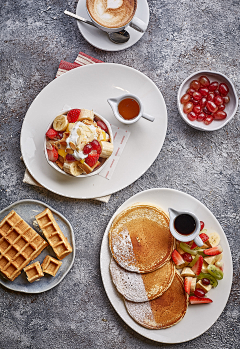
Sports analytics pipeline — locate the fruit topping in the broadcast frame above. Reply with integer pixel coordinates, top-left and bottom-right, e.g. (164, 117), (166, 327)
(197, 272), (218, 287)
(46, 128), (60, 140)
(202, 278), (210, 286)
(191, 232), (209, 250)
(183, 253), (193, 263)
(83, 143), (93, 155)
(215, 260), (224, 271)
(200, 221), (205, 231)
(85, 151), (100, 167)
(206, 232), (220, 248)
(47, 147), (58, 162)
(91, 140), (102, 154)
(180, 242), (197, 255)
(192, 255), (203, 275)
(96, 120), (108, 133)
(189, 296), (213, 304)
(204, 245), (223, 256)
(188, 254), (200, 268)
(65, 154), (76, 162)
(184, 277), (192, 295)
(171, 250), (185, 266)
(194, 288), (205, 298)
(67, 109), (81, 123)
(207, 264), (224, 280)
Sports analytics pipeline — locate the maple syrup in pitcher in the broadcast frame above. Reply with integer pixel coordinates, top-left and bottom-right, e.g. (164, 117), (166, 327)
(118, 98), (140, 120)
(174, 214), (196, 236)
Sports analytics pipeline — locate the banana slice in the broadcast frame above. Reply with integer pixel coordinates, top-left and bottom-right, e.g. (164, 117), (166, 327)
(78, 109), (94, 121)
(100, 141), (114, 158)
(206, 232), (221, 248)
(190, 278), (197, 294)
(63, 162), (83, 176)
(53, 114), (68, 131)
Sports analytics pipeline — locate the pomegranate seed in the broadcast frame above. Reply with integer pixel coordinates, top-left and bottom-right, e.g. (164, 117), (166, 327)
(219, 83), (229, 96)
(214, 95), (223, 106)
(218, 104), (225, 111)
(207, 92), (215, 102)
(187, 88), (196, 96)
(197, 112), (206, 121)
(181, 94), (191, 104)
(191, 98), (200, 105)
(83, 143), (92, 155)
(206, 101), (218, 113)
(209, 81), (218, 91)
(193, 105), (201, 114)
(204, 116), (214, 125)
(183, 102), (193, 114)
(66, 154), (76, 162)
(222, 96), (230, 104)
(193, 92), (202, 101)
(202, 278), (210, 286)
(194, 289), (206, 298)
(200, 221), (205, 230)
(199, 97), (207, 108)
(203, 106), (212, 115)
(214, 89), (220, 95)
(183, 253), (193, 263)
(199, 76), (210, 87)
(190, 80), (201, 90)
(187, 111), (197, 121)
(213, 111), (227, 120)
(198, 87), (209, 97)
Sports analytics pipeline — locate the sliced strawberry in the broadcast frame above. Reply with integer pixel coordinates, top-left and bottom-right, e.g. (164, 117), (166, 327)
(184, 277), (192, 295)
(191, 233), (209, 249)
(189, 296), (213, 304)
(204, 245), (222, 256)
(171, 250), (184, 266)
(67, 109), (81, 123)
(200, 221), (205, 231)
(46, 128), (59, 139)
(47, 147), (58, 162)
(192, 255), (203, 275)
(85, 151), (100, 167)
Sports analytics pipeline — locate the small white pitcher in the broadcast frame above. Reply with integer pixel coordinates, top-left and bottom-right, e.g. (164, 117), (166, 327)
(168, 208), (203, 247)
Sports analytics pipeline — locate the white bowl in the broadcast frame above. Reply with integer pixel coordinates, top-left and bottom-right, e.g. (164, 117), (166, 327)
(44, 109), (113, 177)
(177, 70), (238, 131)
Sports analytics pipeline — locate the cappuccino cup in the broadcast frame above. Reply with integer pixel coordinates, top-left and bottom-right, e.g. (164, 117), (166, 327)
(86, 0), (148, 33)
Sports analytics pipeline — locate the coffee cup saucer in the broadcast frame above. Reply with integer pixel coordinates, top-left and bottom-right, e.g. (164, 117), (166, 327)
(76, 0), (149, 51)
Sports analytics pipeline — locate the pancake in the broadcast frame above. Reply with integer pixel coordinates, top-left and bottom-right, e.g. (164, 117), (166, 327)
(124, 272), (188, 329)
(109, 204), (175, 273)
(110, 258), (175, 302)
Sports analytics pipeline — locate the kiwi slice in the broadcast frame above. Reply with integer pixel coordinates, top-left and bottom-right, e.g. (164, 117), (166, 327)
(198, 272), (218, 287)
(180, 242), (197, 255)
(207, 264), (224, 280)
(188, 254), (200, 268)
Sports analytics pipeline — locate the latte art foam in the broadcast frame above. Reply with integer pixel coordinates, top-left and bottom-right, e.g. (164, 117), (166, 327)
(87, 0), (137, 29)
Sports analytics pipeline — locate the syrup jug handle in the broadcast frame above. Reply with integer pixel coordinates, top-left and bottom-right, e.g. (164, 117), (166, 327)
(193, 235), (203, 247)
(142, 113), (155, 122)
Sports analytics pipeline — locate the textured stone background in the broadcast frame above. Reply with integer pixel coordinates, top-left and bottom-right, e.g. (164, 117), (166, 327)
(0, 0), (240, 348)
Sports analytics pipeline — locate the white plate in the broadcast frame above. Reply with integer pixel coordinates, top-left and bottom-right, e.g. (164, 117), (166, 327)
(21, 63), (167, 199)
(76, 0), (149, 51)
(0, 200), (75, 293)
(100, 188), (233, 343)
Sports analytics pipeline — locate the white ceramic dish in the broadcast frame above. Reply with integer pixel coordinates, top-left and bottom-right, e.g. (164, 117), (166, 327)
(177, 70), (238, 131)
(21, 63), (167, 199)
(100, 188), (233, 343)
(44, 109), (114, 178)
(76, 0), (149, 51)
(0, 200), (75, 293)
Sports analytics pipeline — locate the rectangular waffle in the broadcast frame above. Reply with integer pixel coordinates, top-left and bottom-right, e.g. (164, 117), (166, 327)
(0, 210), (48, 281)
(35, 208), (72, 260)
(41, 255), (62, 276)
(24, 261), (44, 283)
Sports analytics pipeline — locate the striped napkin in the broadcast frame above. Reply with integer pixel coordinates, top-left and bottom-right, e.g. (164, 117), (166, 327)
(23, 52), (113, 203)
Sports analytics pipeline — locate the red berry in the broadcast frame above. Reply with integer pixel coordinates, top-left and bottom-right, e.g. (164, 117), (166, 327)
(191, 98), (200, 105)
(97, 120), (108, 133)
(214, 89), (220, 95)
(183, 102), (193, 114)
(83, 143), (92, 155)
(192, 255), (203, 275)
(182, 253), (193, 263)
(194, 288), (206, 297)
(172, 250), (184, 266)
(199, 97), (207, 108)
(181, 94), (191, 104)
(187, 88), (196, 96)
(67, 109), (81, 123)
(199, 76), (210, 87)
(200, 221), (205, 230)
(184, 277), (192, 295)
(218, 104), (225, 111)
(206, 101), (218, 113)
(204, 116), (214, 125)
(91, 140), (102, 154)
(193, 91), (202, 101)
(66, 154), (76, 162)
(219, 83), (229, 96)
(46, 128), (59, 139)
(222, 96), (230, 104)
(193, 105), (201, 114)
(207, 92), (215, 102)
(47, 147), (58, 162)
(197, 112), (206, 121)
(187, 111), (197, 121)
(204, 245), (223, 256)
(85, 151), (99, 167)
(202, 278), (210, 286)
(189, 296), (213, 304)
(213, 111), (227, 120)
(214, 95), (223, 106)
(209, 81), (218, 91)
(190, 80), (201, 90)
(203, 106), (212, 115)
(198, 87), (209, 96)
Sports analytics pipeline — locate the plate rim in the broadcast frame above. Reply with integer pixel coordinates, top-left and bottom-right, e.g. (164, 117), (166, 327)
(0, 199), (75, 294)
(100, 187), (233, 343)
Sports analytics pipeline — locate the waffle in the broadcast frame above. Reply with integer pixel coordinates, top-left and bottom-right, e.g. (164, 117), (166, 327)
(41, 255), (62, 276)
(24, 261), (44, 283)
(35, 208), (72, 260)
(0, 211), (48, 281)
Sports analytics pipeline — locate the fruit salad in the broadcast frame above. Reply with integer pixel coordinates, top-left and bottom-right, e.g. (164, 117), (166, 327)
(45, 108), (114, 176)
(171, 221), (224, 305)
(181, 75), (230, 125)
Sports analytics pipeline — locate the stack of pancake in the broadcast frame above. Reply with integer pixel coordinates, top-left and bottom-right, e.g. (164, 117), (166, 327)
(108, 203), (188, 329)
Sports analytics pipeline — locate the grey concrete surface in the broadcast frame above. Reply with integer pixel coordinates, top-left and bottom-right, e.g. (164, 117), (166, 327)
(0, 0), (240, 348)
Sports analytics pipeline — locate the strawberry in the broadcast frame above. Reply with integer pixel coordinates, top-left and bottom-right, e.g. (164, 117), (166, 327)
(85, 151), (99, 167)
(47, 147), (58, 162)
(96, 120), (108, 133)
(91, 140), (102, 154)
(46, 128), (59, 139)
(204, 245), (223, 256)
(200, 221), (205, 230)
(67, 109), (81, 123)
(184, 277), (192, 295)
(192, 255), (203, 275)
(191, 233), (209, 249)
(189, 296), (213, 304)
(171, 250), (184, 266)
